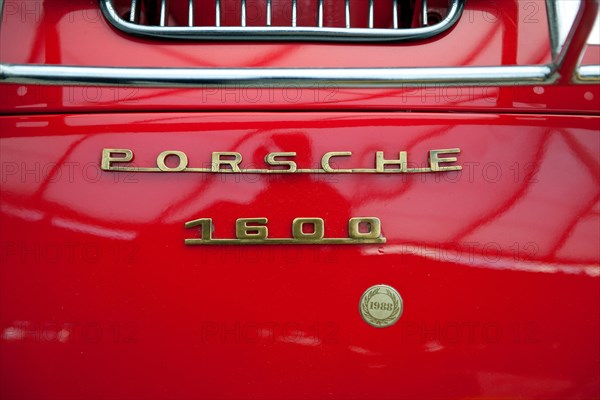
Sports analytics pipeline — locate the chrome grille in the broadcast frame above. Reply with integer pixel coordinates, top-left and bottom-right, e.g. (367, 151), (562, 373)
(100, 0), (464, 41)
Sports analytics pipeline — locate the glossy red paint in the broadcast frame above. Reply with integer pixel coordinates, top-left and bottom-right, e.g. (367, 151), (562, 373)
(1, 112), (599, 399)
(1, 0), (600, 398)
(1, 81), (599, 115)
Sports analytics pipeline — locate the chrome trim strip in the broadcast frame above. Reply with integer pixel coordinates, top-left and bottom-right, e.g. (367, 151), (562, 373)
(368, 0), (374, 29)
(188, 0), (194, 27)
(266, 0), (272, 26)
(0, 64), (553, 87)
(422, 0), (428, 26)
(98, 0), (465, 41)
(393, 0), (399, 29)
(554, 0), (599, 83)
(577, 65), (600, 81)
(546, 0), (560, 59)
(215, 0), (220, 27)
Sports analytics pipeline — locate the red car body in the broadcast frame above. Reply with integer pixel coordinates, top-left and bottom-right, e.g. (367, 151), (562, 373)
(1, 0), (599, 398)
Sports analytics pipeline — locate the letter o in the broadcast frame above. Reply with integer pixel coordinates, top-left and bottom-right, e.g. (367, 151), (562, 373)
(157, 151), (188, 172)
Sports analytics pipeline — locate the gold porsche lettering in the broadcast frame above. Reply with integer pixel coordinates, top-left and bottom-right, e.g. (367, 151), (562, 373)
(321, 151), (353, 173)
(375, 151), (409, 172)
(185, 217), (386, 245)
(264, 152), (297, 172)
(101, 148), (133, 170)
(211, 152), (243, 172)
(429, 148), (461, 172)
(157, 150), (188, 172)
(101, 148), (461, 174)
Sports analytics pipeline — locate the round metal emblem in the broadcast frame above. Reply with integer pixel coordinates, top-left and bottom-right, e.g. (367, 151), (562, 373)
(359, 284), (403, 328)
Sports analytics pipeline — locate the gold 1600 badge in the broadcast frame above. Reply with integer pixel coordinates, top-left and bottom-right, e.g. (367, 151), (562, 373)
(185, 217), (385, 245)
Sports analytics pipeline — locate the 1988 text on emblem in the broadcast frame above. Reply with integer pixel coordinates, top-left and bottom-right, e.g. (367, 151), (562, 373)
(184, 217), (386, 245)
(360, 285), (403, 328)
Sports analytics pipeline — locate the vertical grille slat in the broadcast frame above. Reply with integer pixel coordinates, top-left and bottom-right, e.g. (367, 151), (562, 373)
(100, 0), (464, 41)
(292, 0), (297, 27)
(241, 0), (246, 27)
(317, 0), (324, 28)
(215, 0), (221, 27)
(188, 0), (194, 27)
(159, 0), (167, 26)
(345, 0), (350, 29)
(129, 0), (140, 23)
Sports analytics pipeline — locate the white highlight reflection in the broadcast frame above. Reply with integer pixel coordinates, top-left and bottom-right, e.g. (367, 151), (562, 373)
(1, 203), (44, 221)
(52, 217), (136, 240)
(363, 245), (600, 277)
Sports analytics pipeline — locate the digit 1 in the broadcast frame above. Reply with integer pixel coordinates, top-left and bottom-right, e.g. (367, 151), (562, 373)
(185, 218), (214, 240)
